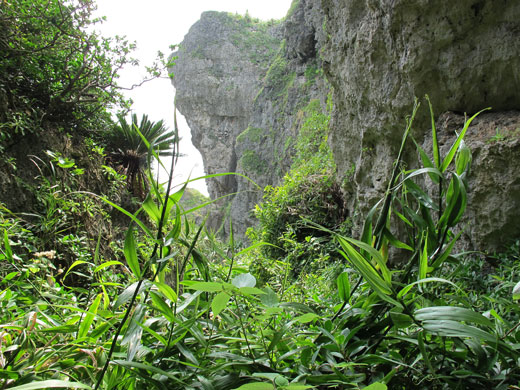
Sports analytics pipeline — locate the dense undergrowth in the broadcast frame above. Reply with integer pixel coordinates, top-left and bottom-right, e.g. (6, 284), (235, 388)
(1, 1), (520, 389)
(2, 95), (520, 389)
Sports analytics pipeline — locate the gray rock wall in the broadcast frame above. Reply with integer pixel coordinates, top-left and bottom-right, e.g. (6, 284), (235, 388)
(321, 0), (520, 248)
(171, 12), (282, 201)
(171, 2), (328, 237)
(172, 0), (520, 251)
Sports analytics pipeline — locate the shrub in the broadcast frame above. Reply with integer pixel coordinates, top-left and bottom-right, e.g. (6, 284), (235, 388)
(249, 98), (349, 281)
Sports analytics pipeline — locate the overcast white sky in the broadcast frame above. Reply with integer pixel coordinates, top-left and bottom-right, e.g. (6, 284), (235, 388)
(93, 1), (293, 195)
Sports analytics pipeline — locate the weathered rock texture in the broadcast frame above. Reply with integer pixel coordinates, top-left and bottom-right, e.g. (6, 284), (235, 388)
(321, 0), (520, 250)
(171, 12), (281, 202)
(428, 111), (520, 251)
(171, 3), (329, 236)
(172, 0), (520, 251)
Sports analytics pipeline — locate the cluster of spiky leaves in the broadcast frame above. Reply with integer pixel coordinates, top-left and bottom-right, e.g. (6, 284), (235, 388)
(2, 99), (520, 390)
(103, 113), (178, 198)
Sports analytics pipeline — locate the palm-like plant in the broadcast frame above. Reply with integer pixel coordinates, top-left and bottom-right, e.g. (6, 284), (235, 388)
(105, 113), (177, 198)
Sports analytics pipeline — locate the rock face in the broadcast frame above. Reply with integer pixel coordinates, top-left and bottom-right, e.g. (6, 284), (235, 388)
(321, 0), (520, 249)
(171, 12), (281, 202)
(172, 0), (520, 251)
(429, 111), (520, 251)
(171, 2), (329, 237)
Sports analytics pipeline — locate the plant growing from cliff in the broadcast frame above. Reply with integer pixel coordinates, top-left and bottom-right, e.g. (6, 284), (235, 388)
(104, 113), (178, 198)
(249, 99), (348, 281)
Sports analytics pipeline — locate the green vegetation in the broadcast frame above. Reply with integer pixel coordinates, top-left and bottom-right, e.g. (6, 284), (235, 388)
(4, 94), (520, 389)
(263, 46), (296, 99)
(286, 0), (301, 19)
(1, 0), (520, 389)
(104, 114), (178, 198)
(239, 150), (267, 175)
(248, 98), (347, 281)
(236, 126), (265, 145)
(0, 0), (133, 152)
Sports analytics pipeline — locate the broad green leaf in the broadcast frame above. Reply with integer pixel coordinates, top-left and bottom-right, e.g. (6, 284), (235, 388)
(336, 237), (393, 297)
(6, 380), (92, 390)
(363, 382), (387, 390)
(154, 281), (177, 302)
(122, 304), (145, 361)
(252, 373), (281, 381)
(337, 235), (391, 284)
(285, 385), (314, 389)
(142, 193), (161, 224)
(337, 272), (350, 302)
(78, 293), (101, 339)
(233, 383), (274, 390)
(232, 273), (256, 288)
(295, 313), (319, 323)
(422, 320), (497, 342)
(212, 291), (231, 316)
(455, 139), (472, 175)
(93, 261), (123, 273)
(415, 306), (493, 327)
(239, 287), (265, 295)
(150, 291), (174, 322)
(184, 281), (223, 292)
(390, 311), (412, 329)
(124, 225), (141, 278)
(260, 287), (279, 307)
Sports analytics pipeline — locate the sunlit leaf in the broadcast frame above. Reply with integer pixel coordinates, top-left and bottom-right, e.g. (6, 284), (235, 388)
(184, 281), (223, 292)
(260, 287), (279, 307)
(295, 313), (319, 323)
(6, 380), (92, 390)
(415, 306), (493, 327)
(513, 281), (520, 300)
(233, 382), (274, 390)
(440, 108), (490, 172)
(232, 273), (256, 288)
(93, 261), (123, 273)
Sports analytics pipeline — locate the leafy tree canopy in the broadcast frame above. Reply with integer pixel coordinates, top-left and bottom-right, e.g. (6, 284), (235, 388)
(0, 0), (138, 149)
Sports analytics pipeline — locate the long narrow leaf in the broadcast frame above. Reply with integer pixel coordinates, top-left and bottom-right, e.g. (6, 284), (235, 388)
(124, 225), (141, 278)
(78, 293), (102, 339)
(440, 108), (490, 172)
(6, 381), (92, 390)
(336, 237), (394, 299)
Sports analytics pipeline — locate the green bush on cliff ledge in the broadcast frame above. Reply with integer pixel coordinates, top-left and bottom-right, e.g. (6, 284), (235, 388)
(249, 98), (349, 280)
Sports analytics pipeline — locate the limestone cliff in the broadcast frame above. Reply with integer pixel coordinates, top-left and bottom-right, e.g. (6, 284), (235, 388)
(171, 3), (329, 237)
(172, 0), (520, 251)
(321, 0), (520, 251)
